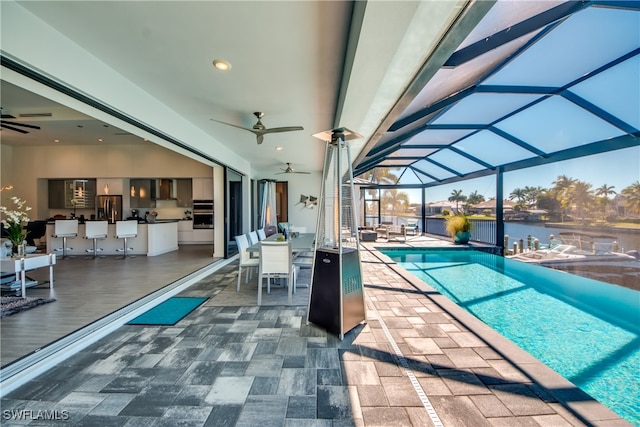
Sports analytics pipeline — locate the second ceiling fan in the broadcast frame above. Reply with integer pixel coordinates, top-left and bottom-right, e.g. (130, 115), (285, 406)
(276, 163), (310, 175)
(211, 111), (303, 145)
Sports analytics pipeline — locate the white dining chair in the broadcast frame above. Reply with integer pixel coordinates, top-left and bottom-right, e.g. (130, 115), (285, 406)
(115, 220), (138, 258)
(257, 228), (267, 241)
(53, 219), (78, 259)
(258, 240), (297, 306)
(235, 234), (259, 292)
(248, 231), (259, 246)
(84, 220), (108, 259)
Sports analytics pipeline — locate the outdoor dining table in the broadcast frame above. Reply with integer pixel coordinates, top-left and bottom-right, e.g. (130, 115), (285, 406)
(247, 232), (315, 255)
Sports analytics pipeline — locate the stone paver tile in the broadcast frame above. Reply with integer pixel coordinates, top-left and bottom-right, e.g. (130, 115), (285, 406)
(491, 384), (556, 416)
(474, 346), (502, 360)
(442, 347), (490, 369)
(380, 317), (415, 330)
(432, 337), (459, 348)
(356, 385), (390, 407)
(245, 354), (284, 377)
(415, 324), (449, 338)
(277, 368), (316, 396)
(203, 405), (242, 427)
(438, 323), (461, 333)
(361, 407), (412, 427)
(275, 337), (307, 356)
(374, 360), (403, 377)
(429, 395), (493, 427)
(486, 359), (532, 383)
(448, 332), (487, 347)
(487, 416), (543, 426)
(403, 337), (444, 355)
(306, 348), (341, 369)
(380, 376), (423, 407)
(249, 376), (280, 395)
(469, 394), (513, 417)
(216, 343), (257, 362)
(205, 376), (254, 405)
(531, 414), (576, 426)
(342, 361), (381, 386)
(316, 386), (354, 420)
(286, 395), (316, 419)
(437, 369), (492, 395)
(163, 405), (212, 423)
(172, 385), (211, 406)
(417, 377), (453, 396)
(89, 393), (137, 416)
(235, 395), (288, 427)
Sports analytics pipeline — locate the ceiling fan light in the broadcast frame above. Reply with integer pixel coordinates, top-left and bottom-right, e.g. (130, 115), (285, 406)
(212, 59), (231, 71)
(275, 146), (283, 151)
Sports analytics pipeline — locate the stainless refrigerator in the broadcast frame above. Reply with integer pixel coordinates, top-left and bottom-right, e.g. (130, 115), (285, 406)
(96, 195), (123, 223)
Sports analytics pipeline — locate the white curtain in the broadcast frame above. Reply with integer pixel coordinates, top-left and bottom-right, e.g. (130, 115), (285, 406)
(260, 181), (277, 228)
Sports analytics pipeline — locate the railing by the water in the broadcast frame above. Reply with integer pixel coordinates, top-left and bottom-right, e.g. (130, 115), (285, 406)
(425, 218), (496, 245)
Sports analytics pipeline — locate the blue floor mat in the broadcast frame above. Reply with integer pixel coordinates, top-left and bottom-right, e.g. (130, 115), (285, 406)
(127, 297), (208, 325)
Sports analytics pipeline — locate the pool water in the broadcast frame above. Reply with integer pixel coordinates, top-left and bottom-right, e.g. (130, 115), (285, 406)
(381, 248), (640, 425)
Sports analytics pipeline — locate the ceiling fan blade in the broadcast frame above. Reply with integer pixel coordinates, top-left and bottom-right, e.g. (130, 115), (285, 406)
(0, 123), (30, 134)
(1, 121), (41, 130)
(261, 126), (304, 135)
(256, 134), (264, 145)
(210, 118), (255, 132)
(293, 171), (311, 174)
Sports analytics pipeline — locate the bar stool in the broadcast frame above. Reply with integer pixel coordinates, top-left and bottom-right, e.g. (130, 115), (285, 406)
(115, 220), (138, 258)
(53, 219), (78, 259)
(84, 220), (108, 259)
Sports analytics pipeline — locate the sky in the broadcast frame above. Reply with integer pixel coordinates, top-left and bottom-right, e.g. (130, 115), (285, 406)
(399, 145), (639, 203)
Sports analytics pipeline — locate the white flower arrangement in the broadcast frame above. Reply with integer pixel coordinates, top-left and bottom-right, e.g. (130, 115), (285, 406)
(1, 196), (32, 250)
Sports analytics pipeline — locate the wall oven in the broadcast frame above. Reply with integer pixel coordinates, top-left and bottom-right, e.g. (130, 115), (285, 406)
(192, 200), (214, 229)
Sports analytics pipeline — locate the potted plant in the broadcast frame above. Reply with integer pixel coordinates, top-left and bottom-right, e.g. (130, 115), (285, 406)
(444, 213), (471, 244)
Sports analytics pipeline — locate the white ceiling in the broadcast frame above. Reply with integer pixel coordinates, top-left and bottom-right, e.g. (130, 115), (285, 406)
(0, 1), (471, 177)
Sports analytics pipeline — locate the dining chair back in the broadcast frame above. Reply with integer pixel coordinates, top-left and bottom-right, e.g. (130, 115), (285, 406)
(115, 220), (138, 258)
(235, 234), (259, 291)
(84, 220), (108, 258)
(257, 228), (267, 240)
(53, 219), (79, 259)
(248, 231), (259, 246)
(258, 240), (296, 305)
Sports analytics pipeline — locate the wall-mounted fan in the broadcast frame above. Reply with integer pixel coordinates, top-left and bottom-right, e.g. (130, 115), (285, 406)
(276, 163), (310, 175)
(211, 111), (303, 145)
(0, 113), (41, 134)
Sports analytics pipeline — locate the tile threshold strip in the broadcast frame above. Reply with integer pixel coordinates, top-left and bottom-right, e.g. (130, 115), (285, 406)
(366, 297), (444, 427)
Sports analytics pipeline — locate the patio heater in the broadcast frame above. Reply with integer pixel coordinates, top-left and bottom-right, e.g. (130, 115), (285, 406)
(307, 128), (366, 339)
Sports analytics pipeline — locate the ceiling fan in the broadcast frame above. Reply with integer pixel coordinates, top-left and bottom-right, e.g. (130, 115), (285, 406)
(276, 163), (310, 175)
(211, 111), (303, 145)
(0, 113), (41, 134)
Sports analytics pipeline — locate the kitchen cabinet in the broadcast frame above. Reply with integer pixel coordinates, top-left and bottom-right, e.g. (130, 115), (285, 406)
(192, 229), (214, 243)
(130, 179), (156, 208)
(48, 180), (66, 209)
(192, 177), (213, 200)
(177, 220), (193, 244)
(176, 179), (192, 207)
(97, 178), (124, 196)
(48, 179), (96, 209)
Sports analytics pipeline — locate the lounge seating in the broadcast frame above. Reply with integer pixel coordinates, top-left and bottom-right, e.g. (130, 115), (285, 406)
(375, 223), (407, 241)
(405, 220), (419, 235)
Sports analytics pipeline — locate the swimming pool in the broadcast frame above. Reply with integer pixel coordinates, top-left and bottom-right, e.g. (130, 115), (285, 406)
(380, 248), (640, 425)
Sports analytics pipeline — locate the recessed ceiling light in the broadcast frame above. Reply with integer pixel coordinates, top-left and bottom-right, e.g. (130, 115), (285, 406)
(53, 139), (59, 143)
(275, 146), (284, 151)
(97, 138), (103, 142)
(212, 59), (231, 71)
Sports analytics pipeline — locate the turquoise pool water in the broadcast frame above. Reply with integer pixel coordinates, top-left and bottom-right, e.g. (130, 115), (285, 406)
(380, 248), (640, 425)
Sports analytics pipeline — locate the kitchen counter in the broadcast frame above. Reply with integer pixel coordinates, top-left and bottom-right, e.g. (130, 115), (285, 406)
(46, 221), (178, 257)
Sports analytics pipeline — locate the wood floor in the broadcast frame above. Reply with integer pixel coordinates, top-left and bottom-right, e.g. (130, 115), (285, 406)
(0, 245), (219, 367)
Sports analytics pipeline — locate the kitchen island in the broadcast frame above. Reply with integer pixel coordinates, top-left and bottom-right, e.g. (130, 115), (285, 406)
(46, 220), (179, 257)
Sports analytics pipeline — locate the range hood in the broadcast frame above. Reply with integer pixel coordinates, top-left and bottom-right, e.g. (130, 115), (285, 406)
(156, 178), (176, 200)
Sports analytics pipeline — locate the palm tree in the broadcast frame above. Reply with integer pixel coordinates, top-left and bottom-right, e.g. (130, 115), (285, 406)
(509, 188), (526, 211)
(621, 181), (640, 216)
(467, 190), (485, 205)
(567, 180), (593, 224)
(448, 189), (466, 213)
(381, 189), (410, 222)
(594, 184), (616, 220)
(551, 175), (577, 222)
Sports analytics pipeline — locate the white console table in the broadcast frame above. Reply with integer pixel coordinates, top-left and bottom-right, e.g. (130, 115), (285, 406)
(0, 253), (56, 297)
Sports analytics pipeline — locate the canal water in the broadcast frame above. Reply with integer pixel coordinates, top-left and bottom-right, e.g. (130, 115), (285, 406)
(504, 222), (640, 253)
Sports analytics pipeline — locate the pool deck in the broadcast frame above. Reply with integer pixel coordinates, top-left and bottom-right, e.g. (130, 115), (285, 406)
(0, 235), (631, 426)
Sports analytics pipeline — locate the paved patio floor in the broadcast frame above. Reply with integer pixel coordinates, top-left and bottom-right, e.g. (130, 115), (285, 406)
(0, 236), (628, 426)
